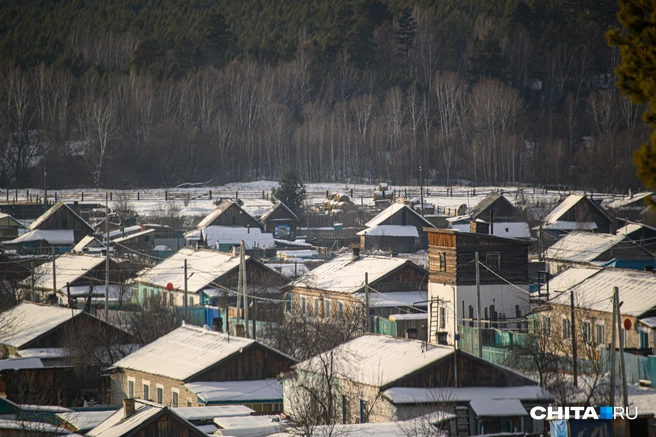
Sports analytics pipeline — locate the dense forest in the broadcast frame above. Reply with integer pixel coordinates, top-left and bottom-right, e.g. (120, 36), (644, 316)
(0, 0), (646, 190)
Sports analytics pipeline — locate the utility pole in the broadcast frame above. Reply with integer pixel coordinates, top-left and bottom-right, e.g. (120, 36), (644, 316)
(610, 288), (617, 406)
(43, 168), (47, 206)
(570, 290), (578, 387)
(241, 240), (248, 337)
(453, 286), (458, 388)
(419, 164), (424, 217)
(616, 287), (629, 410)
(31, 260), (35, 302)
(236, 246), (243, 328)
(52, 247), (56, 299)
(105, 192), (109, 320)
(183, 259), (188, 322)
(252, 294), (257, 340)
(475, 252), (482, 358)
(364, 272), (370, 333)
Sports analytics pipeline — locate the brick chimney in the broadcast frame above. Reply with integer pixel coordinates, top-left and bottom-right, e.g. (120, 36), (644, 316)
(124, 398), (136, 418)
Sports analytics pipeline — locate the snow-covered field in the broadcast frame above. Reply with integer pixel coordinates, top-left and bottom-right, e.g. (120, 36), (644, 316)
(1, 181), (630, 221)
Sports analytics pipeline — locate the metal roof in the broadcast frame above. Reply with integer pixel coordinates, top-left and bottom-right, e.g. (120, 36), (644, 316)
(365, 203), (435, 229)
(0, 302), (81, 349)
(543, 231), (626, 263)
(29, 202), (93, 232)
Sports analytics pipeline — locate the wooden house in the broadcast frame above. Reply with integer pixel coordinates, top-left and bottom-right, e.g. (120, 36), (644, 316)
(85, 398), (206, 437)
(0, 213), (25, 242)
(108, 324), (296, 409)
(541, 194), (614, 235)
(286, 250), (428, 325)
(468, 192), (517, 222)
(113, 229), (155, 255)
(426, 228), (531, 345)
(543, 231), (654, 274)
(196, 200), (262, 230)
(28, 202), (94, 244)
(359, 203), (436, 252)
(130, 247), (288, 307)
(284, 335), (552, 435)
(617, 221), (656, 255)
(260, 201), (299, 240)
(607, 191), (655, 222)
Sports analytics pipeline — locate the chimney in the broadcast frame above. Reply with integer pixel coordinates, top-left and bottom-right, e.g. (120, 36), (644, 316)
(351, 247), (360, 262)
(73, 201), (80, 215)
(489, 210), (494, 235)
(470, 221), (490, 235)
(124, 398), (136, 418)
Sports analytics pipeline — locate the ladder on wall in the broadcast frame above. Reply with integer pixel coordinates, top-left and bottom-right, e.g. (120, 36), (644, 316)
(429, 296), (440, 344)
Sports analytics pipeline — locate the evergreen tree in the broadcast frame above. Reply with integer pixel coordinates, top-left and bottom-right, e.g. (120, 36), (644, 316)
(395, 7), (417, 57)
(272, 171), (307, 216)
(607, 0), (656, 193)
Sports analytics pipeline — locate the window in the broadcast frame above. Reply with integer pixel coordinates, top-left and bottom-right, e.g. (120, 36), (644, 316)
(596, 323), (605, 345)
(187, 399), (192, 407)
(639, 330), (649, 349)
(439, 252), (447, 271)
(582, 321), (591, 344)
(439, 307), (446, 330)
(128, 377), (135, 398)
(232, 216), (237, 225)
(285, 295), (292, 313)
(359, 400), (369, 423)
(142, 381), (150, 400)
(301, 297), (307, 315)
(156, 385), (163, 404)
(171, 389), (179, 407)
(314, 298), (320, 316)
(468, 305), (474, 327)
(562, 318), (571, 340)
(342, 395), (350, 424)
(485, 252), (501, 271)
(544, 317), (551, 336)
(338, 301), (344, 317)
(325, 299), (331, 317)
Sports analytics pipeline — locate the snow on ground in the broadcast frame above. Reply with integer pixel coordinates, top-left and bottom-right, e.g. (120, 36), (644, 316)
(1, 182), (627, 223)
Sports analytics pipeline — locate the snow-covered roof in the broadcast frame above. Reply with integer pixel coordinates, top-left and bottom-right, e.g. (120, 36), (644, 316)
(389, 313), (428, 321)
(470, 398), (528, 417)
(3, 229), (75, 245)
(0, 419), (72, 433)
(72, 235), (105, 253)
(107, 225), (142, 240)
(451, 222), (531, 239)
(65, 284), (126, 302)
(56, 410), (116, 432)
(260, 201), (299, 222)
(549, 268), (656, 317)
(540, 267), (601, 294)
(538, 221), (597, 231)
(291, 254), (422, 294)
(197, 200), (259, 229)
(213, 415), (282, 436)
(29, 202), (93, 232)
(0, 212), (25, 227)
(383, 385), (549, 404)
(0, 357), (44, 370)
(113, 228), (154, 244)
(132, 247), (243, 293)
(264, 263), (311, 278)
(184, 379), (282, 404)
(365, 203), (435, 229)
(353, 291), (428, 308)
(607, 192), (654, 209)
(294, 335), (454, 387)
(17, 348), (67, 359)
(172, 405), (254, 421)
(639, 316), (656, 328)
(185, 226), (275, 249)
(0, 302), (81, 349)
(110, 324), (294, 381)
(356, 224), (419, 238)
(269, 420), (450, 437)
(543, 194), (611, 224)
(26, 253), (107, 291)
(543, 231), (626, 263)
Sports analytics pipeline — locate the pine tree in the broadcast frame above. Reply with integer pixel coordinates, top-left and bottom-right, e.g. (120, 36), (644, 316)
(395, 7), (417, 58)
(607, 0), (656, 192)
(272, 171), (307, 216)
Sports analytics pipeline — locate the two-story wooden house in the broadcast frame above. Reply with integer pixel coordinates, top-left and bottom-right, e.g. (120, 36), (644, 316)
(426, 227), (531, 345)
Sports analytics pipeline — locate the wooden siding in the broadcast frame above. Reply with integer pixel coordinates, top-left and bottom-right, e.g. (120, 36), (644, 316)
(192, 343), (295, 382)
(128, 410), (206, 437)
(206, 203), (263, 229)
(384, 351), (535, 390)
(559, 198), (612, 233)
(34, 205), (92, 243)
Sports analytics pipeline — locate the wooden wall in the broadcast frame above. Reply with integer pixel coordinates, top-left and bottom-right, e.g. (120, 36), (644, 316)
(207, 203), (263, 229)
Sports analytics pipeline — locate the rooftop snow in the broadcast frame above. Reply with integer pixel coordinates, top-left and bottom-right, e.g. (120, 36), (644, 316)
(0, 419), (72, 433)
(185, 226), (275, 249)
(29, 202), (93, 232)
(540, 267), (601, 294)
(25, 253), (107, 291)
(213, 415), (282, 434)
(260, 201), (299, 222)
(451, 222), (531, 239)
(383, 385), (550, 404)
(107, 225), (143, 239)
(0, 357), (44, 370)
(172, 405), (254, 421)
(365, 203), (435, 229)
(543, 231), (626, 263)
(132, 247), (243, 293)
(539, 221), (597, 231)
(543, 195), (586, 224)
(294, 335), (454, 387)
(549, 268), (656, 316)
(353, 291), (428, 308)
(110, 324), (293, 381)
(184, 379), (282, 404)
(264, 263), (311, 278)
(470, 398), (528, 417)
(0, 302), (81, 349)
(292, 254), (419, 294)
(72, 235), (105, 252)
(356, 224), (419, 238)
(389, 313), (428, 321)
(113, 229), (154, 244)
(607, 192), (654, 209)
(56, 410), (116, 432)
(4, 229), (75, 245)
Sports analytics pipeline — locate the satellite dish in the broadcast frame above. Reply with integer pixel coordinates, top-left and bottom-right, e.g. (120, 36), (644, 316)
(457, 204), (467, 215)
(166, 283), (174, 291)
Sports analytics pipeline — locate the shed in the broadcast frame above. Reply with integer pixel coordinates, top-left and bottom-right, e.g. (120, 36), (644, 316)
(361, 203), (436, 251)
(468, 192), (517, 222)
(542, 194), (613, 234)
(0, 213), (25, 242)
(28, 202), (94, 244)
(197, 200), (262, 230)
(260, 202), (300, 240)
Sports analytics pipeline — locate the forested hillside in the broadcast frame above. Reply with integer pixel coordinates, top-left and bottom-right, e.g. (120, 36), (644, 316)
(0, 0), (644, 190)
